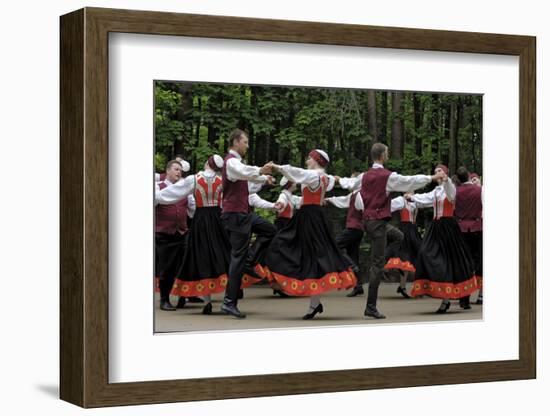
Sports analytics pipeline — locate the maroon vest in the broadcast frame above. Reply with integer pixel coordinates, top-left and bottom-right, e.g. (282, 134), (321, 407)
(454, 184), (483, 232)
(222, 153), (249, 214)
(360, 168), (393, 220)
(346, 192), (363, 230)
(155, 182), (188, 234)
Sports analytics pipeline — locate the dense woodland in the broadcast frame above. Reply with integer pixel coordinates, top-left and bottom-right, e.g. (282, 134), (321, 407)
(155, 82), (483, 280)
(155, 81), (482, 177)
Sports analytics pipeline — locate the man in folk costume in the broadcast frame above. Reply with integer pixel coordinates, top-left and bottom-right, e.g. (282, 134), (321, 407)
(455, 166), (483, 306)
(337, 143), (443, 319)
(220, 129), (275, 318)
(324, 189), (365, 297)
(154, 160), (192, 311)
(328, 191), (416, 298)
(241, 188), (282, 294)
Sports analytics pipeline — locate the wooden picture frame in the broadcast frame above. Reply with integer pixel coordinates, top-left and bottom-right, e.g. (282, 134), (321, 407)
(60, 7), (536, 408)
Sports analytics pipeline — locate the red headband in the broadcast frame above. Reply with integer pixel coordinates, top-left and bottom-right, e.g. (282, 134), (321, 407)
(435, 164), (449, 175)
(309, 150), (328, 167)
(469, 172), (480, 179)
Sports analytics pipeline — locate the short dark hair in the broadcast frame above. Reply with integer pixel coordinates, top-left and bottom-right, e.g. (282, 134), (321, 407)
(229, 129), (247, 146)
(456, 166), (470, 184)
(371, 143), (388, 161)
(165, 159), (182, 172)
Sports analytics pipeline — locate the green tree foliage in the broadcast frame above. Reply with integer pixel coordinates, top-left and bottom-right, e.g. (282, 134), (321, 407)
(155, 82), (482, 178)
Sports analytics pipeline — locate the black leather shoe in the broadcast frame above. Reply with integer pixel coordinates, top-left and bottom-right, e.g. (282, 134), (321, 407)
(221, 303), (246, 319)
(475, 296), (483, 305)
(346, 286), (364, 297)
(302, 303), (324, 320)
(364, 306), (386, 319)
(436, 301), (451, 314)
(459, 297), (472, 310)
(176, 297), (186, 309)
(160, 300), (176, 311)
(186, 296), (204, 304)
(202, 302), (213, 315)
(396, 286), (411, 299)
(273, 289), (289, 298)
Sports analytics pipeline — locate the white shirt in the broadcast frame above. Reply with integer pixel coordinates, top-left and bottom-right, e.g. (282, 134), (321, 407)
(276, 190), (303, 210)
(248, 181), (263, 194)
(248, 193), (276, 210)
(339, 163), (432, 194)
(325, 191), (359, 209)
(351, 193), (412, 212)
(389, 196), (417, 212)
(155, 168), (222, 206)
(187, 195), (196, 218)
(226, 149), (268, 184)
(278, 165), (336, 192)
(154, 178), (196, 216)
(412, 180), (456, 220)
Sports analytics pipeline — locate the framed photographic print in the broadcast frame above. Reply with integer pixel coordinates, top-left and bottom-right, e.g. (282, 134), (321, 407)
(60, 7), (536, 408)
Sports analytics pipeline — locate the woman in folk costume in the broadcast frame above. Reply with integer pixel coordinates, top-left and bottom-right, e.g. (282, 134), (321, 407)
(265, 149), (357, 319)
(408, 164), (478, 313)
(384, 195), (422, 299)
(274, 177), (301, 231)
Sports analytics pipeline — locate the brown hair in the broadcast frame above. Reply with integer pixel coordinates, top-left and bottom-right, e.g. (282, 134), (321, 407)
(165, 159), (182, 172)
(228, 129), (247, 146)
(456, 166), (470, 184)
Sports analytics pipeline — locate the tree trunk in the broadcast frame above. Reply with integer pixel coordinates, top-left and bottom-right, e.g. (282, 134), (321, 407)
(390, 92), (404, 159)
(380, 91), (388, 143)
(174, 83), (193, 157)
(367, 90), (378, 143)
(448, 98), (458, 173)
(413, 93), (424, 157)
(431, 94), (439, 160)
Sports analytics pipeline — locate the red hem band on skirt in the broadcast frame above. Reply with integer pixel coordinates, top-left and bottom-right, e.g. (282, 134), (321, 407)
(475, 275), (483, 289)
(265, 267), (357, 296)
(170, 264), (266, 297)
(410, 275), (479, 299)
(384, 257), (416, 272)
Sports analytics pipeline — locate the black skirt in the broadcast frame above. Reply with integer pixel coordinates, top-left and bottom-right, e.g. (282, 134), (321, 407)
(385, 222), (422, 272)
(411, 217), (478, 299)
(274, 217), (291, 231)
(264, 205), (357, 296)
(171, 207), (231, 297)
(172, 207), (267, 297)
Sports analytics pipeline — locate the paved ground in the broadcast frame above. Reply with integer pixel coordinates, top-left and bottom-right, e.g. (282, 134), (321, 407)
(155, 283), (482, 333)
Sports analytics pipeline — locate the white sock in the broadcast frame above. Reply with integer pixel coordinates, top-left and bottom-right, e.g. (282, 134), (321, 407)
(308, 295), (321, 311)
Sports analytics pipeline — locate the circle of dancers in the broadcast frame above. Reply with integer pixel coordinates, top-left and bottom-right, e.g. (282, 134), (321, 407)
(154, 129), (483, 320)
